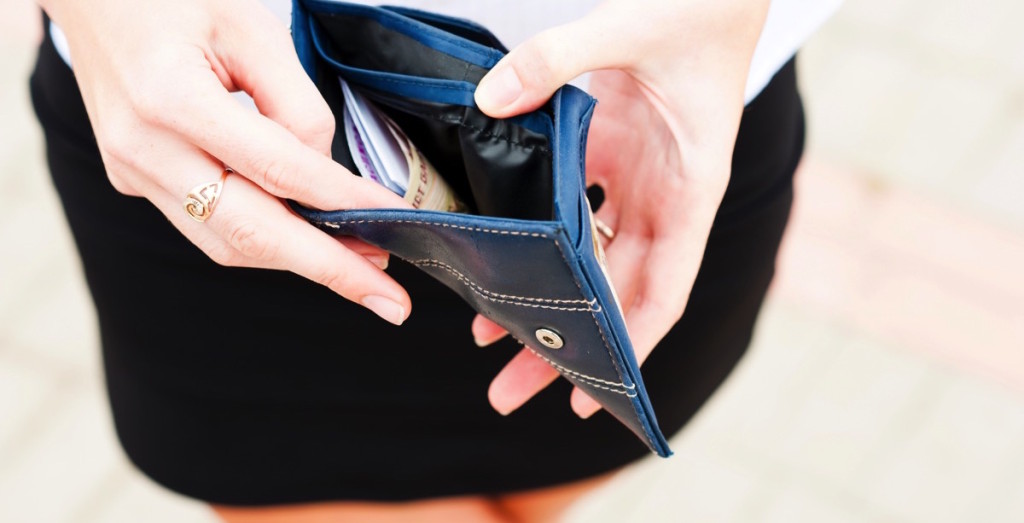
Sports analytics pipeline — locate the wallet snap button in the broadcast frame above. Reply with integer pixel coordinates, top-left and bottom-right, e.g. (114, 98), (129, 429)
(535, 328), (564, 349)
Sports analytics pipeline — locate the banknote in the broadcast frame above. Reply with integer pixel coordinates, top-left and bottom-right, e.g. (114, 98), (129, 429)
(383, 117), (467, 213)
(340, 78), (465, 212)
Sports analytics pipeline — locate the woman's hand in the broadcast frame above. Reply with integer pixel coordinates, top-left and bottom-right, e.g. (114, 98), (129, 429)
(471, 0), (771, 416)
(39, 0), (412, 325)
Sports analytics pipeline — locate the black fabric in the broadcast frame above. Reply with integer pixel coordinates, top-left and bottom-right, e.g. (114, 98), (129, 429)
(314, 12), (490, 83)
(29, 15), (804, 505)
(363, 88), (554, 219)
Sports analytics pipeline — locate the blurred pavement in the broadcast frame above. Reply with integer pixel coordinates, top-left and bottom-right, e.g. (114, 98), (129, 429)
(1, 0), (1022, 521)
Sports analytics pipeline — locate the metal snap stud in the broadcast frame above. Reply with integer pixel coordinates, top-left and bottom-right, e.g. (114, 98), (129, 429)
(535, 328), (564, 349)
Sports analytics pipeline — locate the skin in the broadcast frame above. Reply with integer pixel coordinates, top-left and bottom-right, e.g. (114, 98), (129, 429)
(474, 0), (771, 421)
(37, 0), (769, 520)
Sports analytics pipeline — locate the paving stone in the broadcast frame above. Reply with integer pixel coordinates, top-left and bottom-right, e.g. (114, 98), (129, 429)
(755, 483), (867, 523)
(800, 45), (925, 174)
(778, 162), (1024, 392)
(776, 335), (932, 483)
(0, 382), (121, 522)
(563, 453), (672, 523)
(89, 472), (219, 523)
(624, 446), (763, 523)
(971, 120), (1024, 230)
(988, 472), (1024, 523)
(5, 261), (99, 376)
(0, 200), (67, 337)
(688, 303), (843, 456)
(913, 0), (1013, 63)
(0, 357), (54, 453)
(859, 377), (1024, 523)
(887, 72), (1007, 194)
(832, 0), (918, 32)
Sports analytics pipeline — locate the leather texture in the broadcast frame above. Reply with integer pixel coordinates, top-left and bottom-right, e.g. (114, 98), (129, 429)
(292, 0), (671, 456)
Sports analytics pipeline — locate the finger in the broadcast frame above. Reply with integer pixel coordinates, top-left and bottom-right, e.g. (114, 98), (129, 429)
(335, 236), (390, 271)
(138, 150), (396, 278)
(599, 232), (647, 314)
(127, 165), (249, 268)
(212, 6), (336, 156)
(471, 314), (508, 346)
(160, 180), (391, 272)
(149, 69), (408, 212)
(570, 386), (603, 418)
(488, 348), (560, 416)
(200, 173), (411, 325)
(623, 239), (699, 360)
(474, 9), (632, 118)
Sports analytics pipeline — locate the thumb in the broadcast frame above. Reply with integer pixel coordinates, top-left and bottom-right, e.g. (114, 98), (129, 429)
(474, 15), (626, 118)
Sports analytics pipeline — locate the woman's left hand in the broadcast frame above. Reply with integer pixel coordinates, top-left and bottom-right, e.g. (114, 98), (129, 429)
(470, 0), (771, 417)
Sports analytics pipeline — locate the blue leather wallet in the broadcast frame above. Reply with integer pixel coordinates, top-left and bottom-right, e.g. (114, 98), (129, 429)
(291, 0), (671, 456)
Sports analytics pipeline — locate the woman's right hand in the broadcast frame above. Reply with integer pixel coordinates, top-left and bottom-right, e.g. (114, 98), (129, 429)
(39, 0), (412, 325)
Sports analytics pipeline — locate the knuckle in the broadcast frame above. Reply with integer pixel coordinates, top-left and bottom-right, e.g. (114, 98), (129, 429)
(314, 268), (351, 294)
(129, 77), (176, 124)
(207, 246), (246, 268)
(257, 155), (300, 196)
(225, 219), (276, 261)
(294, 109), (335, 147)
(128, 57), (197, 128)
(516, 31), (565, 85)
(105, 173), (139, 196)
(98, 128), (141, 169)
(201, 240), (237, 266)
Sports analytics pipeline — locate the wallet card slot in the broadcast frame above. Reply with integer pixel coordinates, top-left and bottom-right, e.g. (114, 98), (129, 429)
(381, 6), (508, 51)
(307, 11), (557, 221)
(313, 13), (489, 83)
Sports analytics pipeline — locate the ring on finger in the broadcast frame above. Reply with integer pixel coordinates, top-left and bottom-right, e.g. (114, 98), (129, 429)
(184, 167), (232, 222)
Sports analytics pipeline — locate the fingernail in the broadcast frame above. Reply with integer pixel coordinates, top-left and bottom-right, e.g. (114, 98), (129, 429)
(474, 331), (507, 347)
(366, 254), (389, 270)
(493, 402), (513, 416)
(477, 66), (522, 110)
(362, 295), (406, 326)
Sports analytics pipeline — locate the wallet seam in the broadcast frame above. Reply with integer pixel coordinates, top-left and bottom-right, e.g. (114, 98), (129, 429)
(317, 219), (549, 237)
(364, 100), (552, 154)
(525, 345), (635, 392)
(562, 373), (636, 396)
(436, 117), (552, 155)
(551, 235), (656, 445)
(304, 0), (501, 66)
(409, 259), (596, 307)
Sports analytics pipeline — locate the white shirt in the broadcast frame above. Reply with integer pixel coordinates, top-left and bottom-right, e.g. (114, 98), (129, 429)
(51, 0), (842, 103)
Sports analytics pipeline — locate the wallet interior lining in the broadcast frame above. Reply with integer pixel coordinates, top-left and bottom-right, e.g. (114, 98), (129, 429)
(314, 13), (490, 84)
(311, 12), (555, 221)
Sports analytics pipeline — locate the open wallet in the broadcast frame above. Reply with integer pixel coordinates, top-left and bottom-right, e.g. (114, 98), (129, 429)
(290, 0), (671, 456)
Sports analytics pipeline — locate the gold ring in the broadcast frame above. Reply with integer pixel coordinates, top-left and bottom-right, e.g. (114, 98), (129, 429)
(184, 167), (231, 222)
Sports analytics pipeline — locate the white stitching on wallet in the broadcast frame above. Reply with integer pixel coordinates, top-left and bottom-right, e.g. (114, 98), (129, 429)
(410, 259), (595, 305)
(566, 376), (635, 396)
(315, 217), (655, 442)
(317, 219), (548, 238)
(551, 237), (655, 440)
(411, 259), (597, 312)
(525, 345), (633, 390)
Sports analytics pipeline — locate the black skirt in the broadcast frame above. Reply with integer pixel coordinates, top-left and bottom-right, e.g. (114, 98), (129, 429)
(29, 17), (804, 505)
